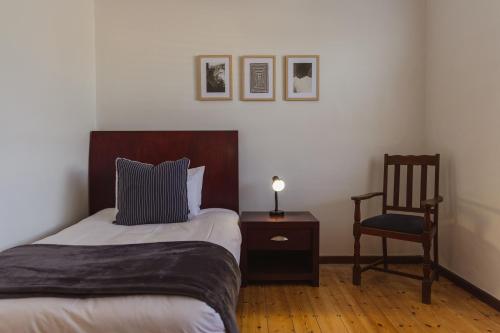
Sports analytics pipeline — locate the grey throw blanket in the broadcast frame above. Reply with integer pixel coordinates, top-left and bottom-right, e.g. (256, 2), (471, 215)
(0, 241), (241, 333)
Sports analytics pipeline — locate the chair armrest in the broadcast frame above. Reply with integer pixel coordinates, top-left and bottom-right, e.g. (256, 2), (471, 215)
(352, 192), (383, 224)
(351, 192), (383, 201)
(421, 196), (443, 207)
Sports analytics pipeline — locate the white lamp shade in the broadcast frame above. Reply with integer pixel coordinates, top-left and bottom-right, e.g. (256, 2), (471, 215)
(272, 179), (285, 192)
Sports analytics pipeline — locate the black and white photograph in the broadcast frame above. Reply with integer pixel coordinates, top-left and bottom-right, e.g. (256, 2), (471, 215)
(197, 55), (232, 100)
(285, 55), (319, 101)
(240, 56), (275, 101)
(250, 63), (268, 93)
(206, 62), (226, 93)
(293, 63), (312, 93)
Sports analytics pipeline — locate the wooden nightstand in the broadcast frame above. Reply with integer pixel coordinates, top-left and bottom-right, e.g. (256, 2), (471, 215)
(240, 211), (319, 287)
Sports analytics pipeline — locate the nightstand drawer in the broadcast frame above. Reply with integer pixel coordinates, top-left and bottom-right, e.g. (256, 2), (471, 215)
(247, 228), (311, 251)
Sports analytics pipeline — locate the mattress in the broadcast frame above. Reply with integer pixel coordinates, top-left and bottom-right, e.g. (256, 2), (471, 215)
(0, 208), (241, 333)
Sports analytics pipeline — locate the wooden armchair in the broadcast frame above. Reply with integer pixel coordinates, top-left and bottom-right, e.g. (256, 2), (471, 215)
(352, 154), (443, 304)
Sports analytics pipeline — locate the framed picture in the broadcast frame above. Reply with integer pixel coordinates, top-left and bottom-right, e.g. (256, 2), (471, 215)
(197, 55), (232, 100)
(240, 55), (275, 101)
(284, 55), (319, 101)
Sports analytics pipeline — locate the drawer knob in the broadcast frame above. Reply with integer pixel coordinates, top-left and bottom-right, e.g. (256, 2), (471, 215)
(270, 235), (288, 242)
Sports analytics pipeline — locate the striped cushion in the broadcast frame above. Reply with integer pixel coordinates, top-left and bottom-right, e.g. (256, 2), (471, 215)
(115, 158), (190, 225)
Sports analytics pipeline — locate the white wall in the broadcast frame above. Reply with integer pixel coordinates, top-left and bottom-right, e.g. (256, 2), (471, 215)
(95, 0), (427, 255)
(4, 1), (498, 293)
(426, 0), (500, 298)
(1, 1), (498, 292)
(0, 1), (96, 250)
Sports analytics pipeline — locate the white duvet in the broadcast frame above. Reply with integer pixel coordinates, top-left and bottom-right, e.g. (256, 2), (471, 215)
(0, 208), (241, 333)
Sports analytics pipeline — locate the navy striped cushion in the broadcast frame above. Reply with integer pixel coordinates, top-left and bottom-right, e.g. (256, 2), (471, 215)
(115, 158), (190, 225)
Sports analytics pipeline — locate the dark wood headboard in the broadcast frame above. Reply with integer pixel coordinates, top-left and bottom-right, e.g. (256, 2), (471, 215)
(89, 131), (239, 215)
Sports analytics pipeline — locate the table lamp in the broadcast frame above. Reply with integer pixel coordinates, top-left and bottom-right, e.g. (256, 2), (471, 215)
(269, 176), (285, 217)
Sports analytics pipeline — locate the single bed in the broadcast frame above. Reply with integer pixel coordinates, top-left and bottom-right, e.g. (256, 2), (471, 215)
(0, 131), (240, 333)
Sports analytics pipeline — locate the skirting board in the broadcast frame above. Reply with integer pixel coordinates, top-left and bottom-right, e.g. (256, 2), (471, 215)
(319, 256), (500, 311)
(319, 255), (423, 264)
(438, 265), (500, 311)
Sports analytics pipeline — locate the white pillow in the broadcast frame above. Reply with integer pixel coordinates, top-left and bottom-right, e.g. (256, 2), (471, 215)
(187, 166), (205, 218)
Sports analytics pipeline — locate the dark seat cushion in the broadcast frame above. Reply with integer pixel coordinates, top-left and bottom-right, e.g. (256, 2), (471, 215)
(361, 214), (424, 234)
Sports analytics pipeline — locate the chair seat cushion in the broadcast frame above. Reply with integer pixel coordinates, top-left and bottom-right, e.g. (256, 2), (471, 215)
(361, 214), (425, 234)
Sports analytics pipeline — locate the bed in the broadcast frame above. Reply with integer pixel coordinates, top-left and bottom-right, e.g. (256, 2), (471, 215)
(0, 131), (240, 333)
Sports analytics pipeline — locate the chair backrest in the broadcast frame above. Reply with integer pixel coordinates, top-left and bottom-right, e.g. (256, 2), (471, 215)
(383, 154), (440, 214)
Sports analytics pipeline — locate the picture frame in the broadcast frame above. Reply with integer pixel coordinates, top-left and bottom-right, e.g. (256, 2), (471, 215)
(284, 55), (320, 101)
(197, 55), (233, 101)
(240, 55), (275, 101)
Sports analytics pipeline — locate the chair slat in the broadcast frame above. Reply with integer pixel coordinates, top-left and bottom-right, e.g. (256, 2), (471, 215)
(420, 165), (427, 207)
(406, 165), (413, 208)
(393, 165), (400, 207)
(383, 160), (388, 212)
(434, 161), (440, 199)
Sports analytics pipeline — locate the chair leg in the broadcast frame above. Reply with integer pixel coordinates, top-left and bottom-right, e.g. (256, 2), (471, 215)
(434, 231), (439, 281)
(352, 201), (362, 286)
(353, 229), (361, 286)
(422, 236), (432, 304)
(382, 237), (388, 271)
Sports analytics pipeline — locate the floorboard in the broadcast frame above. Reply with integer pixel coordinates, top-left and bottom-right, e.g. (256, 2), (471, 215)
(237, 265), (500, 333)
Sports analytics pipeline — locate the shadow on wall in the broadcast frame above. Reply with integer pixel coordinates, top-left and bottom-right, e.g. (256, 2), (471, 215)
(310, 198), (369, 256)
(458, 197), (500, 216)
(439, 154), (500, 297)
(306, 156), (384, 256)
(451, 196), (500, 256)
(439, 155), (455, 259)
(367, 156), (384, 215)
(193, 56), (198, 100)
(25, 168), (88, 245)
(61, 168), (89, 223)
(440, 197), (500, 297)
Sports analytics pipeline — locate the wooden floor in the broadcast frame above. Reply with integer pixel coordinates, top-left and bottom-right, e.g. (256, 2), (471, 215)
(237, 264), (500, 332)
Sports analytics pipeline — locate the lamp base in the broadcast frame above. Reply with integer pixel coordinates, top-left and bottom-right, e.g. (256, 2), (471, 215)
(269, 210), (285, 217)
